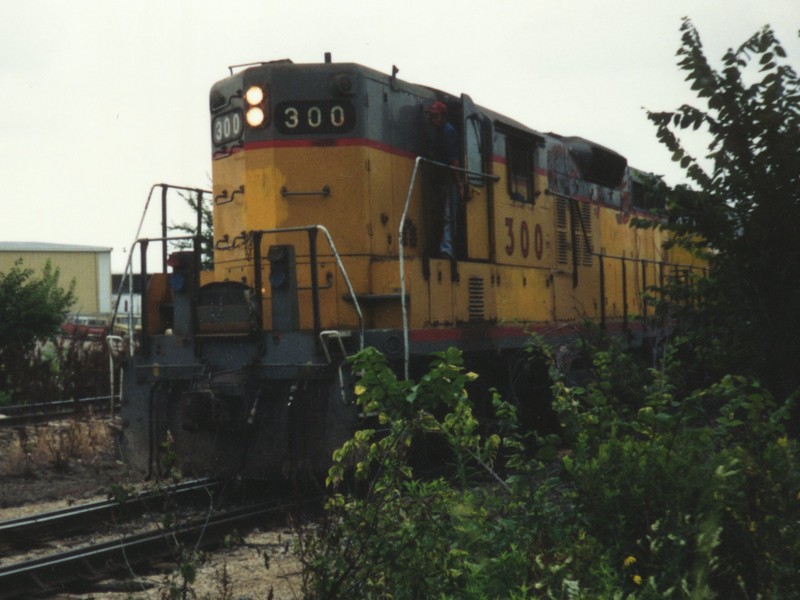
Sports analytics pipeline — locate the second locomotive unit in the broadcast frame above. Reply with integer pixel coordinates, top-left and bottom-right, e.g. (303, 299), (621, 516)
(116, 55), (704, 479)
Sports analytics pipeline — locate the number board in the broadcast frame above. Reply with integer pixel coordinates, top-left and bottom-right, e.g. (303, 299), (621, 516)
(212, 111), (243, 146)
(275, 100), (356, 135)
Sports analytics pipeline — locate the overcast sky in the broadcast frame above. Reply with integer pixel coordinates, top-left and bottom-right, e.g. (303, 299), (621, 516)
(2, 0), (798, 271)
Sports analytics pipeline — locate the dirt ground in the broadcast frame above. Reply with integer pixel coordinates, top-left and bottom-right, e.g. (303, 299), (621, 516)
(0, 417), (305, 599)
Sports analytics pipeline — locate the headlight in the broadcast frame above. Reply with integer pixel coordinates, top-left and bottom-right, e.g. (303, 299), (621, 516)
(246, 107), (265, 127)
(245, 85), (264, 106)
(243, 84), (269, 128)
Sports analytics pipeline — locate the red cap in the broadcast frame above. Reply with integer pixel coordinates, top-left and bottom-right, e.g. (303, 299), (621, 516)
(428, 101), (448, 115)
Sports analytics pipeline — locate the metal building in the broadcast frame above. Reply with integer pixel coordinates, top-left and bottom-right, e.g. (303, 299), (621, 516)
(0, 242), (113, 316)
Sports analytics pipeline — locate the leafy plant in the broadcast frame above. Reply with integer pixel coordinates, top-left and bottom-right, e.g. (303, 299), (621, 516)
(0, 259), (76, 399)
(551, 330), (800, 598)
(643, 19), (800, 399)
(299, 335), (800, 598)
(300, 347), (540, 598)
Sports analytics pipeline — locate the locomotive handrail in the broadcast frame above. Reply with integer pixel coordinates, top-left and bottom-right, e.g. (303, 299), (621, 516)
(543, 188), (705, 270)
(399, 156), (500, 380)
(111, 183), (210, 354)
(249, 224), (364, 350)
(126, 234), (200, 356)
(113, 233), (199, 356)
(118, 223), (363, 359)
(592, 250), (706, 271)
(543, 186), (706, 330)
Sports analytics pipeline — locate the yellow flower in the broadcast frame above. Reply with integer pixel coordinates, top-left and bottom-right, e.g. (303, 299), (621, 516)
(354, 384), (366, 396)
(633, 575), (642, 586)
(623, 556), (637, 567)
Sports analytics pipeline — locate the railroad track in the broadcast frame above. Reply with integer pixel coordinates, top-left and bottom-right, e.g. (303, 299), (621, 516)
(0, 503), (278, 599)
(0, 396), (120, 427)
(0, 478), (223, 553)
(0, 479), (287, 599)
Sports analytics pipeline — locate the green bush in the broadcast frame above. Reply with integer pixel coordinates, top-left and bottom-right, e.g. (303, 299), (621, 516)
(299, 338), (800, 598)
(554, 335), (800, 597)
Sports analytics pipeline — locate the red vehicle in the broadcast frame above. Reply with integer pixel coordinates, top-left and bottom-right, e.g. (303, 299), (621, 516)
(60, 316), (109, 340)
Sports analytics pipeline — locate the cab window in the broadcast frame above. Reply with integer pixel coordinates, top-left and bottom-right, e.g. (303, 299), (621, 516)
(507, 137), (535, 203)
(465, 116), (484, 186)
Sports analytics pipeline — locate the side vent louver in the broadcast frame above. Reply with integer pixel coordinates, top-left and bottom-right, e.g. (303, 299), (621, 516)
(577, 202), (593, 267)
(468, 276), (485, 322)
(556, 198), (569, 265)
(556, 197), (593, 267)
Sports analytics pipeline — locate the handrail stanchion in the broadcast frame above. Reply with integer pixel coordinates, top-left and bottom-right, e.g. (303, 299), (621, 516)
(139, 240), (150, 357)
(309, 228), (322, 338)
(110, 183), (210, 353)
(106, 335), (124, 415)
(399, 157), (423, 381)
(398, 157), (499, 381)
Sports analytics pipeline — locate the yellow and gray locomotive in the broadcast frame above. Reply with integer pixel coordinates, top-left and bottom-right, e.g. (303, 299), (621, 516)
(117, 56), (704, 478)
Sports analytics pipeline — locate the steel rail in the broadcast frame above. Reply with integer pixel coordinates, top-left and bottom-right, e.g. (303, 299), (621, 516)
(0, 478), (222, 552)
(0, 502), (276, 599)
(0, 396), (120, 428)
(0, 396), (113, 415)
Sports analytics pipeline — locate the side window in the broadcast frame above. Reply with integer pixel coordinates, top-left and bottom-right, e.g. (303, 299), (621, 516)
(465, 116), (484, 187)
(507, 137), (535, 203)
(631, 179), (646, 210)
(630, 174), (667, 213)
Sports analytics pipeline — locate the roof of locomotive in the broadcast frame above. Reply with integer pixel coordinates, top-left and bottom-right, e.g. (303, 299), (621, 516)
(215, 58), (546, 136)
(214, 58), (636, 181)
